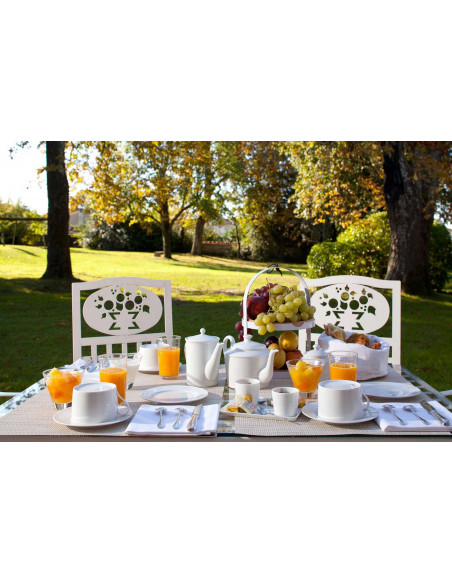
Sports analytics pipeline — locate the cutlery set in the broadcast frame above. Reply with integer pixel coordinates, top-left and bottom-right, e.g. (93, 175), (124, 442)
(383, 401), (450, 426)
(154, 405), (203, 431)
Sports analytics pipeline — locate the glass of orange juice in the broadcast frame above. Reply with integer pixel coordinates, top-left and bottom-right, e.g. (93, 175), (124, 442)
(42, 367), (84, 409)
(99, 354), (127, 404)
(329, 351), (358, 381)
(287, 359), (325, 406)
(157, 335), (181, 379)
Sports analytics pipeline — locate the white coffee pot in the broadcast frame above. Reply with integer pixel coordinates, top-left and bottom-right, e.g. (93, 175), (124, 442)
(185, 328), (225, 387)
(223, 334), (278, 389)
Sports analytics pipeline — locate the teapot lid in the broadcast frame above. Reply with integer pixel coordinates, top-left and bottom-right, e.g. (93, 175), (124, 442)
(230, 334), (267, 352)
(303, 343), (329, 360)
(185, 328), (220, 343)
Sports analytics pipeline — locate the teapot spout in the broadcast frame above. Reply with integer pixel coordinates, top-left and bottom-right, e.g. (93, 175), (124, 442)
(258, 348), (279, 386)
(205, 342), (223, 384)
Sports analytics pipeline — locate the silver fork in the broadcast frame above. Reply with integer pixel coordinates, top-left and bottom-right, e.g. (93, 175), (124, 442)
(173, 407), (185, 429)
(403, 405), (430, 425)
(383, 404), (406, 425)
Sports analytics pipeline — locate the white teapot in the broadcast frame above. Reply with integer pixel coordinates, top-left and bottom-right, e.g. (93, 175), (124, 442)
(185, 329), (225, 387)
(223, 334), (278, 389)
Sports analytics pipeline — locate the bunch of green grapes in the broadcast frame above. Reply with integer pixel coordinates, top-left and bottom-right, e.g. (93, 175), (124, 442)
(253, 284), (316, 335)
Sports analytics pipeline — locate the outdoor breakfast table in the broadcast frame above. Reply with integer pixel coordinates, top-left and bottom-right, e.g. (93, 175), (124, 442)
(0, 364), (451, 441)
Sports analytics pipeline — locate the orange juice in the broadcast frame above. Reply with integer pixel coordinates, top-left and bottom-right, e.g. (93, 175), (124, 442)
(46, 369), (83, 404)
(330, 363), (358, 381)
(100, 367), (127, 402)
(158, 347), (180, 378)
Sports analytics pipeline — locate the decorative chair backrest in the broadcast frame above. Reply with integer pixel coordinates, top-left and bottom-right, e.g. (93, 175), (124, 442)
(302, 275), (401, 365)
(72, 277), (173, 361)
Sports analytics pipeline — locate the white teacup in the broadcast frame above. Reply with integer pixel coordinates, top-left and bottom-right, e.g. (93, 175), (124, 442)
(272, 386), (300, 418)
(139, 343), (159, 372)
(71, 382), (131, 425)
(235, 378), (260, 406)
(317, 380), (370, 422)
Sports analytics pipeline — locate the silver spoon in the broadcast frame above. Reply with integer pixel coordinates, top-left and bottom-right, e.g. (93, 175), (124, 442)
(156, 407), (166, 429)
(383, 404), (406, 425)
(403, 405), (430, 425)
(173, 407), (186, 429)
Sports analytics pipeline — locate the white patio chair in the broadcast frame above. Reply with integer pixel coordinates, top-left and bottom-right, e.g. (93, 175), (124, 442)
(301, 275), (401, 365)
(71, 277), (173, 361)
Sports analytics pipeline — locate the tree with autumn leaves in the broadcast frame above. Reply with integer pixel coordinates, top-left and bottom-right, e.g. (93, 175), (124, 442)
(284, 141), (452, 295)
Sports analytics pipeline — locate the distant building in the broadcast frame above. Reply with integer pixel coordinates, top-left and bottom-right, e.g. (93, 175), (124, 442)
(69, 210), (89, 234)
(210, 218), (234, 236)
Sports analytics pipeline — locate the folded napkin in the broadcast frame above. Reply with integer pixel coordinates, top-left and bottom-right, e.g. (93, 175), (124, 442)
(125, 404), (220, 436)
(373, 401), (452, 432)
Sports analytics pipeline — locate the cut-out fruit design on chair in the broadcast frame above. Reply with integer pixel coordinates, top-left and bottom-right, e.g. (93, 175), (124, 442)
(311, 284), (389, 333)
(83, 285), (163, 335)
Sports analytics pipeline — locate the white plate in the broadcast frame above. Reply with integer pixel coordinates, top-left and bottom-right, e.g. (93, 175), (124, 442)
(361, 382), (421, 399)
(141, 385), (208, 404)
(301, 402), (379, 425)
(220, 403), (302, 422)
(53, 407), (133, 428)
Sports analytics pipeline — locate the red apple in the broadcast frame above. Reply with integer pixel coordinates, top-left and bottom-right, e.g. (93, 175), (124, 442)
(246, 295), (269, 320)
(285, 349), (303, 361)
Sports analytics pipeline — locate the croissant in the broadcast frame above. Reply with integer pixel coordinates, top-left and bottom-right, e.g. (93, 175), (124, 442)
(324, 323), (347, 342)
(347, 333), (370, 347)
(370, 342), (381, 350)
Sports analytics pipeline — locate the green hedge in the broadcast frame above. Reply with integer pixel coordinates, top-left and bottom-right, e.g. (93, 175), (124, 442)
(307, 213), (452, 292)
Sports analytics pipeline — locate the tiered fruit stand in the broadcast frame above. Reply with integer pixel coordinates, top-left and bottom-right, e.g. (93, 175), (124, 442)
(241, 265), (316, 352)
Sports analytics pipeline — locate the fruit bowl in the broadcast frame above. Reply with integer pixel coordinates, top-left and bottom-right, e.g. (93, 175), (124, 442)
(237, 265), (315, 352)
(245, 319), (316, 331)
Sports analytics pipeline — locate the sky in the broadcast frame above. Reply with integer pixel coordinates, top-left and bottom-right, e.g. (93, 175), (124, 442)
(0, 140), (48, 214)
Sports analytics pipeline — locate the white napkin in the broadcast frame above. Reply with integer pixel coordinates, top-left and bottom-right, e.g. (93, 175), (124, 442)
(125, 404), (220, 436)
(373, 401), (452, 432)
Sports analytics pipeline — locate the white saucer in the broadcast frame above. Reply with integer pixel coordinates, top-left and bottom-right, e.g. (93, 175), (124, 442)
(301, 402), (379, 425)
(360, 382), (421, 399)
(141, 385), (208, 404)
(53, 407), (133, 428)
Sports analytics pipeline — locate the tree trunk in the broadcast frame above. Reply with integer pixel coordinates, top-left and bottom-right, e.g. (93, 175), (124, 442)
(235, 223), (241, 258)
(191, 215), (206, 255)
(42, 141), (73, 280)
(382, 141), (433, 295)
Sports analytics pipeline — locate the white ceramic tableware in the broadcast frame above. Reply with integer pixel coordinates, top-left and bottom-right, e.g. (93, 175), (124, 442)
(360, 382), (421, 399)
(139, 343), (159, 372)
(141, 385), (208, 404)
(301, 402), (378, 425)
(317, 380), (370, 422)
(224, 334), (278, 389)
(272, 386), (300, 418)
(71, 382), (131, 425)
(235, 378), (260, 406)
(185, 328), (225, 387)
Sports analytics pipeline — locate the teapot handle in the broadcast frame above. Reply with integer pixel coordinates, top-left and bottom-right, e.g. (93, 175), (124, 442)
(223, 335), (236, 351)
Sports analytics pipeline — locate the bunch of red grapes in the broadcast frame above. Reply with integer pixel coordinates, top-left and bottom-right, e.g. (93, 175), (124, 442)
(234, 282), (277, 342)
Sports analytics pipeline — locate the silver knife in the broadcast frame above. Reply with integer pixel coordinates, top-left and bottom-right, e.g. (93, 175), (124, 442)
(420, 400), (450, 426)
(187, 405), (203, 432)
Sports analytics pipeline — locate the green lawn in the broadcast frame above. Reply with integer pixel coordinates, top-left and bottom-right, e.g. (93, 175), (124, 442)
(0, 246), (451, 399)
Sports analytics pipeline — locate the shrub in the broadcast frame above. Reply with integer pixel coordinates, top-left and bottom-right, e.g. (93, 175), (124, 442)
(307, 213), (390, 279)
(429, 221), (452, 292)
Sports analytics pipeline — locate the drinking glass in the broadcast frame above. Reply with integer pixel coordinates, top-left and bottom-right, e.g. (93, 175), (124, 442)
(99, 354), (127, 403)
(126, 352), (142, 390)
(157, 335), (181, 379)
(42, 367), (84, 410)
(329, 351), (358, 381)
(287, 358), (325, 406)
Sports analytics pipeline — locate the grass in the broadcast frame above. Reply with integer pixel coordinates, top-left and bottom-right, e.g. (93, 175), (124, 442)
(0, 245), (451, 400)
